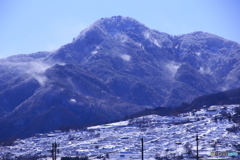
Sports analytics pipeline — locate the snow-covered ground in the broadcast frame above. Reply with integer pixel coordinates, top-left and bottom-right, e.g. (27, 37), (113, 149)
(1, 105), (240, 159)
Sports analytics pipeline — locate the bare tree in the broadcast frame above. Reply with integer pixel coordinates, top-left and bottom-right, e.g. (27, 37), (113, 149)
(184, 142), (193, 158)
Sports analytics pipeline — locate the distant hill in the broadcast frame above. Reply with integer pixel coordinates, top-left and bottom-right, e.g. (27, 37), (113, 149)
(127, 87), (240, 119)
(0, 16), (240, 141)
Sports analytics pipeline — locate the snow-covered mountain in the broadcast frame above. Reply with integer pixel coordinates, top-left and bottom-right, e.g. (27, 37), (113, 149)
(1, 104), (240, 159)
(1, 16), (240, 141)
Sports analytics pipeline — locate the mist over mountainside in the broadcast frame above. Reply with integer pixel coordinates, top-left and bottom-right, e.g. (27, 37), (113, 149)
(0, 16), (240, 140)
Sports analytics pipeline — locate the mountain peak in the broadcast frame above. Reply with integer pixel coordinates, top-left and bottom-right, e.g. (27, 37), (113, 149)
(93, 15), (147, 29)
(98, 16), (144, 26)
(73, 16), (149, 41)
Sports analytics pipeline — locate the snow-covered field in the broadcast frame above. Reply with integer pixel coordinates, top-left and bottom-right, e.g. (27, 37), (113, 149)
(1, 105), (240, 159)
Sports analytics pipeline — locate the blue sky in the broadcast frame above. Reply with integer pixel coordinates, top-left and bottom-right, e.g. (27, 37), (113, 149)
(0, 0), (240, 58)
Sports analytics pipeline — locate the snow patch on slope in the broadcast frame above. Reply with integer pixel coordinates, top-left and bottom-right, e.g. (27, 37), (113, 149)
(70, 99), (76, 103)
(91, 50), (98, 55)
(120, 54), (131, 61)
(144, 31), (162, 47)
(153, 39), (161, 47)
(196, 52), (201, 56)
(199, 67), (212, 75)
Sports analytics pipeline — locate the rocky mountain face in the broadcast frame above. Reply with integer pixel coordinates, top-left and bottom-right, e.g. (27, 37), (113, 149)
(0, 16), (240, 140)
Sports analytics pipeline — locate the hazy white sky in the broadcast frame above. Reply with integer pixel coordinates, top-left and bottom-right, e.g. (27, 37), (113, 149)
(1, 0), (240, 58)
